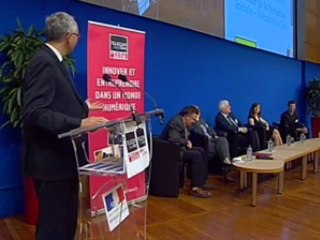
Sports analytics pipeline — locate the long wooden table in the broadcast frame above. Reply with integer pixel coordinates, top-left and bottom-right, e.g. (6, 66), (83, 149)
(276, 138), (320, 175)
(233, 138), (320, 206)
(259, 147), (307, 179)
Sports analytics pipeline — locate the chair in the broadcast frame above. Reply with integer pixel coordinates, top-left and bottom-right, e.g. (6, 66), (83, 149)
(188, 132), (221, 175)
(149, 137), (183, 197)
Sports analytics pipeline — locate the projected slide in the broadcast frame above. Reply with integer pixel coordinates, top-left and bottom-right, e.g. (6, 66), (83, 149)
(80, 0), (225, 38)
(79, 0), (294, 57)
(137, 0), (150, 15)
(225, 0), (294, 57)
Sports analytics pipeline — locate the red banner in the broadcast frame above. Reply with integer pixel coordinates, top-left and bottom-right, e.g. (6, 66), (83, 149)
(87, 21), (146, 206)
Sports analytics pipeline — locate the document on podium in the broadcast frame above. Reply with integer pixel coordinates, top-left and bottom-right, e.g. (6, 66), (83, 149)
(79, 144), (125, 175)
(78, 120), (150, 178)
(123, 121), (150, 178)
(79, 161), (125, 175)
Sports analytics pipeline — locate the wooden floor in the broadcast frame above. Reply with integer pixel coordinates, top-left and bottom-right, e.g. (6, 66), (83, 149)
(2, 162), (320, 240)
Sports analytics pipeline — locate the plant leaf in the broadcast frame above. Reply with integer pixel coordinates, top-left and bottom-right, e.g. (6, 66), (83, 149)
(16, 87), (21, 107)
(0, 20), (73, 129)
(0, 120), (11, 129)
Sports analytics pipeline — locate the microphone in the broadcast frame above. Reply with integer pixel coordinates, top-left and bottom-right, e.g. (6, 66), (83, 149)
(117, 74), (128, 82)
(102, 73), (112, 82)
(102, 74), (142, 125)
(118, 74), (164, 125)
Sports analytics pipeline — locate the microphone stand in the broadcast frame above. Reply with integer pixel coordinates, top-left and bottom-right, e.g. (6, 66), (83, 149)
(118, 74), (164, 125)
(102, 74), (142, 125)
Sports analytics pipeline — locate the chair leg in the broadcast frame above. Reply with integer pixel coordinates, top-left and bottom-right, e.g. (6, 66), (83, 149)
(223, 165), (235, 183)
(223, 165), (229, 177)
(179, 167), (185, 188)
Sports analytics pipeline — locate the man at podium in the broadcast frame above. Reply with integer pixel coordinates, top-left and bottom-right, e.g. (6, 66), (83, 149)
(23, 12), (106, 240)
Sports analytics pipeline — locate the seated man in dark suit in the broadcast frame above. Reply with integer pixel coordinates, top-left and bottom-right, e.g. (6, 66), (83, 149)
(162, 106), (212, 198)
(215, 100), (260, 158)
(189, 106), (231, 165)
(280, 100), (308, 142)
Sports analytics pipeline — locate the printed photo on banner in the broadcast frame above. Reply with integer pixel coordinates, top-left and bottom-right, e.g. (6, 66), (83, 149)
(94, 145), (122, 162)
(78, 143), (124, 175)
(102, 184), (129, 232)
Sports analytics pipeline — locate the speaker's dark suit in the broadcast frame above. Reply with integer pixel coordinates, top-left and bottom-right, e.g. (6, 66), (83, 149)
(215, 112), (260, 158)
(162, 115), (207, 188)
(23, 45), (88, 240)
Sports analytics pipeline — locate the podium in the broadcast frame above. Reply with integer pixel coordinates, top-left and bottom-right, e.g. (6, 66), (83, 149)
(58, 109), (164, 240)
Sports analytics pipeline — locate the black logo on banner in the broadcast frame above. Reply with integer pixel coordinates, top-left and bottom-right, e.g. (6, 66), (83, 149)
(110, 34), (128, 60)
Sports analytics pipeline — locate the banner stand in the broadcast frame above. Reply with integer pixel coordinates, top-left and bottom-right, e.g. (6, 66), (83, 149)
(87, 21), (147, 210)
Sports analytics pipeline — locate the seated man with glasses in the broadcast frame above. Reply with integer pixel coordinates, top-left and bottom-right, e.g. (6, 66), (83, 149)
(215, 100), (260, 158)
(162, 106), (212, 198)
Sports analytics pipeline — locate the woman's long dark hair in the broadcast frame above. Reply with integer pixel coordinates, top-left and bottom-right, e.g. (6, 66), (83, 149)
(248, 103), (261, 119)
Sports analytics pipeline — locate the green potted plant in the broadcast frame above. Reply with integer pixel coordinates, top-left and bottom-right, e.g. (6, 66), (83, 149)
(305, 77), (320, 137)
(0, 19), (75, 129)
(0, 20), (44, 129)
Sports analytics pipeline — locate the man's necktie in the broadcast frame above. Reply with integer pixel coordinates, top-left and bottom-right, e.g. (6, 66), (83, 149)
(62, 61), (74, 80)
(61, 61), (83, 103)
(230, 116), (237, 126)
(184, 124), (189, 140)
(200, 124), (211, 138)
(227, 116), (237, 126)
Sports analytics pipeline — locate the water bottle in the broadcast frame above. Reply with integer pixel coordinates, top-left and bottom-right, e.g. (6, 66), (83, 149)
(286, 135), (292, 146)
(300, 133), (306, 143)
(246, 145), (253, 161)
(267, 139), (274, 152)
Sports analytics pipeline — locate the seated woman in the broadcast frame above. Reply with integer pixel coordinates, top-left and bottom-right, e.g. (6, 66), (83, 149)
(248, 103), (283, 149)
